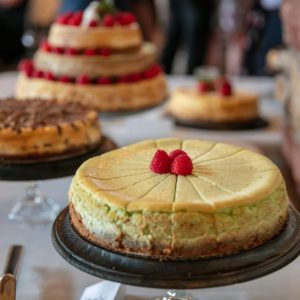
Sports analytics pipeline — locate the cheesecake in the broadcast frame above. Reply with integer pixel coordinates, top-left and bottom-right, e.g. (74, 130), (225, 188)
(167, 78), (259, 125)
(0, 99), (102, 162)
(69, 138), (288, 259)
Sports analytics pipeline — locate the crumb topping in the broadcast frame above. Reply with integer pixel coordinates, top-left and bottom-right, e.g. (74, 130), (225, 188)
(0, 99), (94, 131)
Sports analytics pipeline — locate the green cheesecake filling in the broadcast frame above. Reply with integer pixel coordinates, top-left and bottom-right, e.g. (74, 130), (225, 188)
(70, 178), (288, 251)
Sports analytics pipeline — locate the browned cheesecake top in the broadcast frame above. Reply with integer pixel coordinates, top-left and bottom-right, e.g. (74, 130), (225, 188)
(0, 99), (96, 131)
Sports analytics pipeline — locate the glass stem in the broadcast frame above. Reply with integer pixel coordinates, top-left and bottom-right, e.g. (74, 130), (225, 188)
(24, 181), (41, 203)
(155, 290), (194, 300)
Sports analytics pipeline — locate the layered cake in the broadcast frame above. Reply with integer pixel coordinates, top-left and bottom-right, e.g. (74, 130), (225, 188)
(69, 138), (288, 259)
(15, 1), (167, 112)
(0, 99), (102, 162)
(167, 78), (259, 126)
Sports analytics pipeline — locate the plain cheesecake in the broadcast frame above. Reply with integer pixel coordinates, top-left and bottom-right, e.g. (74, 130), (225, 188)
(69, 138), (288, 260)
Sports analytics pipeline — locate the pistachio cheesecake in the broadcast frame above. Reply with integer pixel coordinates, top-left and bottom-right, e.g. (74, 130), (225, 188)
(167, 78), (259, 125)
(15, 1), (167, 112)
(69, 138), (288, 259)
(0, 99), (102, 162)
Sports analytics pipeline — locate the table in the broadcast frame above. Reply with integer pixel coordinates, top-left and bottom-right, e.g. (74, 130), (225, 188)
(1, 72), (299, 300)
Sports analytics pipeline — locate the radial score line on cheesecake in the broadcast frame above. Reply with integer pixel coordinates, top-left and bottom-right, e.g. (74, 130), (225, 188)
(69, 138), (288, 259)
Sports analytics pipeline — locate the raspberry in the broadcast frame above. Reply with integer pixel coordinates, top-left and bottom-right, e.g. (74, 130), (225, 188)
(53, 47), (64, 54)
(76, 74), (90, 84)
(59, 76), (71, 83)
(84, 48), (97, 56)
(118, 75), (131, 83)
(18, 59), (33, 72)
(44, 72), (55, 81)
(169, 149), (187, 161)
(98, 77), (112, 85)
(214, 77), (229, 90)
(68, 11), (83, 26)
(56, 12), (73, 25)
(197, 81), (213, 93)
(143, 65), (161, 79)
(129, 73), (142, 82)
(150, 150), (172, 174)
(41, 41), (52, 52)
(88, 20), (98, 27)
(117, 12), (136, 26)
(219, 81), (232, 96)
(102, 14), (117, 27)
(99, 48), (111, 57)
(33, 70), (44, 78)
(65, 48), (78, 55)
(25, 68), (34, 78)
(171, 154), (193, 176)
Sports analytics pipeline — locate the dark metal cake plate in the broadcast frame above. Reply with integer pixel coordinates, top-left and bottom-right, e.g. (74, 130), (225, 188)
(0, 136), (116, 181)
(174, 117), (269, 131)
(52, 206), (300, 289)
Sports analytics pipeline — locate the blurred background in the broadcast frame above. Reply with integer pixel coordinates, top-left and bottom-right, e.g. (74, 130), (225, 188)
(0, 0), (283, 76)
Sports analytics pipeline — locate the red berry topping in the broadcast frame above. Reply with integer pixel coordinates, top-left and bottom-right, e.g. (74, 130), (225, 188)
(65, 48), (78, 55)
(117, 12), (136, 26)
(169, 149), (187, 161)
(18, 59), (34, 72)
(129, 73), (142, 82)
(99, 48), (111, 57)
(98, 76), (112, 85)
(56, 12), (73, 25)
(102, 14), (117, 27)
(53, 47), (64, 54)
(59, 75), (71, 83)
(88, 20), (98, 27)
(76, 74), (90, 84)
(219, 81), (232, 96)
(33, 70), (44, 78)
(143, 65), (161, 79)
(197, 81), (212, 93)
(171, 154), (193, 176)
(68, 11), (83, 26)
(44, 72), (55, 81)
(150, 150), (172, 174)
(118, 75), (131, 83)
(84, 48), (97, 56)
(25, 68), (34, 78)
(41, 41), (52, 52)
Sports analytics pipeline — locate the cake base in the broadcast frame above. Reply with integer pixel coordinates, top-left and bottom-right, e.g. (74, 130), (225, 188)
(172, 116), (268, 131)
(52, 206), (300, 289)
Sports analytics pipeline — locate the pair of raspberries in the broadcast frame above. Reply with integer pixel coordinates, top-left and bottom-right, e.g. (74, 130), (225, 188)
(150, 149), (193, 176)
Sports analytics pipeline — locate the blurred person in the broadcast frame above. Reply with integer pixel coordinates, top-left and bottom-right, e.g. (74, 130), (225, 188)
(244, 0), (282, 75)
(160, 0), (215, 75)
(0, 0), (28, 67)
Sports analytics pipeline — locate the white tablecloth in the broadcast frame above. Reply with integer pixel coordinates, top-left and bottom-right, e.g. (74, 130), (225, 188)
(1, 73), (299, 300)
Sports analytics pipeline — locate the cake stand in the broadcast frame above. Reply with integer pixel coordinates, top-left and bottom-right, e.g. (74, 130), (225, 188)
(172, 116), (269, 131)
(0, 137), (116, 225)
(52, 206), (300, 299)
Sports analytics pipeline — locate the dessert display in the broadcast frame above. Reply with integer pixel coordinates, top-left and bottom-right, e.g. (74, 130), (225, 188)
(167, 77), (260, 127)
(15, 1), (167, 112)
(69, 138), (288, 260)
(0, 99), (102, 162)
